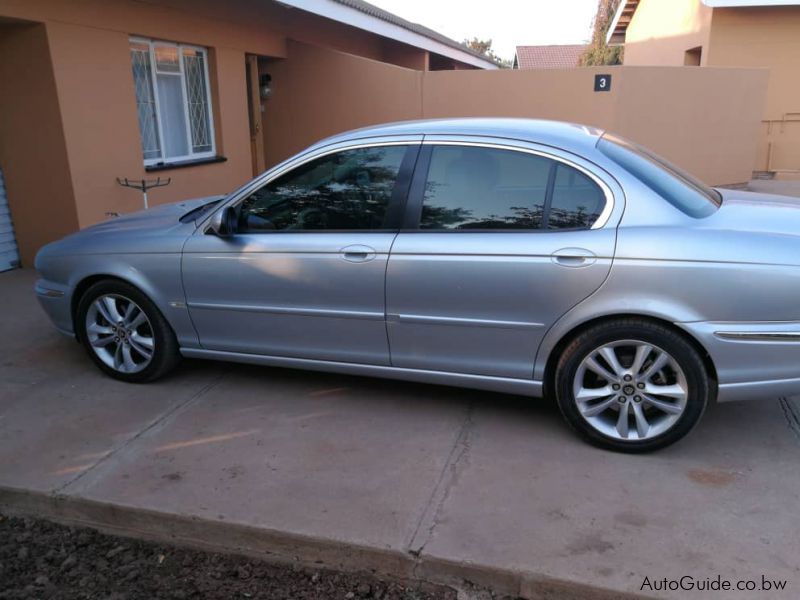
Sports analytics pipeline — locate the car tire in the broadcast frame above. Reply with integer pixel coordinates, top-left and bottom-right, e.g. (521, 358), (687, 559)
(76, 280), (181, 383)
(554, 318), (709, 453)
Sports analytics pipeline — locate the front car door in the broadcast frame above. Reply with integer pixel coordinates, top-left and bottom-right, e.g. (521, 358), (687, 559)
(386, 137), (622, 379)
(182, 138), (420, 365)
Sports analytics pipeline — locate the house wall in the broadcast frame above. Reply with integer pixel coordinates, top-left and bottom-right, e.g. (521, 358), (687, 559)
(0, 0), (477, 265)
(622, 0), (713, 66)
(621, 1), (800, 175)
(705, 6), (800, 174)
(260, 41), (423, 168)
(0, 22), (79, 266)
(263, 42), (767, 188)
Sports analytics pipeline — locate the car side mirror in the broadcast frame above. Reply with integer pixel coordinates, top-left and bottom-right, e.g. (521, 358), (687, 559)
(208, 206), (238, 237)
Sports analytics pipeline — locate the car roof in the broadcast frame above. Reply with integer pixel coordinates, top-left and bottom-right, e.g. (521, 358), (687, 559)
(316, 118), (606, 154)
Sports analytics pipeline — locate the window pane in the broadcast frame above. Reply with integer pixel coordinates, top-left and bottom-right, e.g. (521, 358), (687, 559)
(238, 146), (407, 232)
(154, 45), (181, 73)
(130, 43), (161, 160)
(548, 164), (606, 229)
(183, 49), (212, 153)
(597, 134), (719, 218)
(156, 73), (189, 158)
(420, 146), (550, 230)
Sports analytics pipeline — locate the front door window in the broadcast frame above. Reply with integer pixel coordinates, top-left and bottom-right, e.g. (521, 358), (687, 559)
(238, 146), (407, 232)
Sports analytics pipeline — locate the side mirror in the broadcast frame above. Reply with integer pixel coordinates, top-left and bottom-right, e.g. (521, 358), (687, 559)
(208, 206), (238, 237)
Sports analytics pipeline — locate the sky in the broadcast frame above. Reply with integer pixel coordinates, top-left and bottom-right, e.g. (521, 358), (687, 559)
(366, 0), (600, 63)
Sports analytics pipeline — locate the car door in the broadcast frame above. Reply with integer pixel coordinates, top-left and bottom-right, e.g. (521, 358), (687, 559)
(386, 138), (619, 379)
(182, 139), (420, 365)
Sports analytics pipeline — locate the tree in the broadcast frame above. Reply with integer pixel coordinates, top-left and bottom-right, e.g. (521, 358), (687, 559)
(462, 37), (512, 68)
(579, 0), (623, 66)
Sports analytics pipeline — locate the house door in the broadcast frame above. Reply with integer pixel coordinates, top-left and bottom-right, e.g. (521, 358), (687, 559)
(0, 168), (20, 272)
(245, 54), (266, 176)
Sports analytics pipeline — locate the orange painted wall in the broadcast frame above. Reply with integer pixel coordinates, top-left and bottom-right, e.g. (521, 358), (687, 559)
(621, 1), (800, 175)
(0, 1), (770, 266)
(706, 7), (800, 173)
(261, 41), (423, 168)
(44, 19), (254, 228)
(0, 0), (479, 264)
(263, 43), (766, 187)
(0, 22), (79, 265)
(622, 0), (713, 66)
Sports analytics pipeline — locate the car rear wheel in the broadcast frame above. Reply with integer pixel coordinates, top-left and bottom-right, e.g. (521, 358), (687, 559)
(555, 319), (709, 452)
(76, 280), (180, 383)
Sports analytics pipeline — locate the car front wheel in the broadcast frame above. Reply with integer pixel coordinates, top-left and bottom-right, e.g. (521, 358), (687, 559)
(76, 280), (181, 383)
(555, 319), (709, 452)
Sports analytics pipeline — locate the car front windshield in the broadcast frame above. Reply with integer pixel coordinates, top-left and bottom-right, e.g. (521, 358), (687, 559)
(597, 133), (721, 218)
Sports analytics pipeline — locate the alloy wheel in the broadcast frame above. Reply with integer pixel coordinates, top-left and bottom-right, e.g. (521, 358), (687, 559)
(572, 339), (688, 441)
(85, 294), (155, 374)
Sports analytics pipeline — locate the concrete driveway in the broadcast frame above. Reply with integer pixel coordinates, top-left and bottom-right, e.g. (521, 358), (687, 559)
(2, 268), (799, 599)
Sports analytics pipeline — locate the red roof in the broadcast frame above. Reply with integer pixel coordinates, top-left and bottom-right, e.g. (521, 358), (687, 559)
(514, 44), (587, 69)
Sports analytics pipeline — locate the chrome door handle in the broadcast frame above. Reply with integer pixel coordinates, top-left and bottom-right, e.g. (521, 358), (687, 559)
(551, 247), (597, 268)
(340, 244), (376, 263)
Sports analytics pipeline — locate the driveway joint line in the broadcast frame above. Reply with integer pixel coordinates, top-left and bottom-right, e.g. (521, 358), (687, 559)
(778, 396), (800, 442)
(52, 370), (227, 495)
(406, 400), (474, 557)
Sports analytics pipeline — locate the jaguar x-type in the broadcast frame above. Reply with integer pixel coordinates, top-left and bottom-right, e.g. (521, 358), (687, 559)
(35, 119), (800, 451)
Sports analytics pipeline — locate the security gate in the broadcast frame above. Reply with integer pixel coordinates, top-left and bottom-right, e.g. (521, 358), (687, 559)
(0, 168), (20, 272)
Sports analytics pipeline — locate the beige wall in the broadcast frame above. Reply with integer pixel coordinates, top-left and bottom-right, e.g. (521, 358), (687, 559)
(0, 1), (770, 266)
(621, 1), (800, 174)
(44, 19), (254, 229)
(0, 22), (79, 265)
(263, 42), (767, 188)
(0, 0), (479, 264)
(622, 0), (713, 66)
(706, 7), (800, 173)
(261, 41), (423, 167)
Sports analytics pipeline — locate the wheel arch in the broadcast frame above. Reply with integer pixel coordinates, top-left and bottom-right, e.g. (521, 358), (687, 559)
(540, 314), (719, 400)
(71, 273), (169, 334)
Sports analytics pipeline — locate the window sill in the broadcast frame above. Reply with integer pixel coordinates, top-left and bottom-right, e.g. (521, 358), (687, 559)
(145, 155), (227, 172)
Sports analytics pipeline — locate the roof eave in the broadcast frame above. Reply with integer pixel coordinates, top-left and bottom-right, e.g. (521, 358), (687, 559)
(275, 0), (500, 69)
(606, 0), (641, 46)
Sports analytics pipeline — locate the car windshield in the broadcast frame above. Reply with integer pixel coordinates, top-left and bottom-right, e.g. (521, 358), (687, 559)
(597, 133), (721, 218)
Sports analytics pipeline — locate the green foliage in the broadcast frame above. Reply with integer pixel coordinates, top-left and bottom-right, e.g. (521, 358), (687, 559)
(579, 0), (624, 66)
(463, 37), (513, 68)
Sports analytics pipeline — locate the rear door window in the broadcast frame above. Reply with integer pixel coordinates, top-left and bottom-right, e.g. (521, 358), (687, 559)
(417, 145), (607, 231)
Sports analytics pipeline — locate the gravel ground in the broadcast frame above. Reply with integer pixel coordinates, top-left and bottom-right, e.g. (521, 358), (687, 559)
(0, 514), (462, 600)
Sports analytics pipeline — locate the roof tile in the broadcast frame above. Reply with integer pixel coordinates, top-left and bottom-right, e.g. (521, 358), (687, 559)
(514, 44), (587, 69)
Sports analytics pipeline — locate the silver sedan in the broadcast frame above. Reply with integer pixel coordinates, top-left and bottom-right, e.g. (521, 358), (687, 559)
(34, 119), (800, 452)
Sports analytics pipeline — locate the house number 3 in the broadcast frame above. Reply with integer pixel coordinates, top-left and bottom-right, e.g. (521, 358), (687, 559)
(594, 74), (611, 92)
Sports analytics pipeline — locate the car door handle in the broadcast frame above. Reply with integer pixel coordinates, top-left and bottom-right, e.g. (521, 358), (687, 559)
(341, 244), (376, 263)
(551, 247), (597, 268)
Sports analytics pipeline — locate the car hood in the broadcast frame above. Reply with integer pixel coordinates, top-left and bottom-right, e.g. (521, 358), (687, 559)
(80, 195), (224, 235)
(40, 195), (224, 257)
(713, 188), (800, 235)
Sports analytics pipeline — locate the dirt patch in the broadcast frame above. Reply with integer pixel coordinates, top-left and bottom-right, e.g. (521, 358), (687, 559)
(686, 468), (737, 487)
(0, 514), (458, 600)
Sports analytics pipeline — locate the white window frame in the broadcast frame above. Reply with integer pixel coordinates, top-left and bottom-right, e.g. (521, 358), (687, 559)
(130, 36), (217, 166)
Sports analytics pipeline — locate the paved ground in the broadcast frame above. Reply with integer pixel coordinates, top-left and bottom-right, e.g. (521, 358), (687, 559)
(743, 178), (800, 198)
(2, 268), (800, 599)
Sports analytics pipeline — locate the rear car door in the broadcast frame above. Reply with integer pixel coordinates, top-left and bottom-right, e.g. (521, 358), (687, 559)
(386, 138), (619, 379)
(182, 139), (420, 365)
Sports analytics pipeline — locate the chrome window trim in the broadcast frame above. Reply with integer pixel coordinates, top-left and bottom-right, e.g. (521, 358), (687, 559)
(714, 331), (800, 343)
(197, 139), (420, 233)
(418, 139), (616, 230)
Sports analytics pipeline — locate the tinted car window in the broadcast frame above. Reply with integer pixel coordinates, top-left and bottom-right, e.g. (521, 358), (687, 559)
(548, 164), (606, 230)
(238, 145), (407, 232)
(597, 133), (720, 218)
(420, 146), (550, 230)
